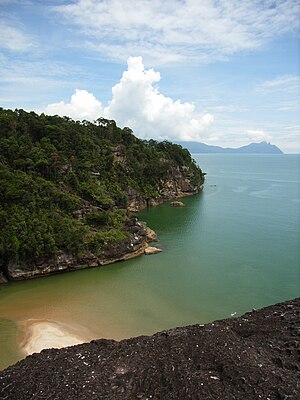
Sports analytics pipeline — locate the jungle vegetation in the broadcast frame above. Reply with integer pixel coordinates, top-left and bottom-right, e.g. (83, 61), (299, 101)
(0, 108), (203, 266)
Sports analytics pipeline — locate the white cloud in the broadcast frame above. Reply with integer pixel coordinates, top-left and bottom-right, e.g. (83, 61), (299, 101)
(284, 125), (300, 130)
(45, 89), (104, 120)
(0, 54), (86, 108)
(54, 0), (299, 64)
(278, 101), (299, 111)
(246, 129), (272, 142)
(45, 56), (214, 141)
(0, 20), (35, 52)
(257, 75), (300, 93)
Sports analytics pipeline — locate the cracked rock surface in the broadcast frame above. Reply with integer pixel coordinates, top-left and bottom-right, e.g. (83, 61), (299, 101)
(0, 298), (299, 399)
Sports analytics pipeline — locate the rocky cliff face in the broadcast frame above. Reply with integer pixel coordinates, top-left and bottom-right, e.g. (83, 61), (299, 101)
(3, 218), (151, 281)
(127, 164), (204, 211)
(1, 298), (299, 399)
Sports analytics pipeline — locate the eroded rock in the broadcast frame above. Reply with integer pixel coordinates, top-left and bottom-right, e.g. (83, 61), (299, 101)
(170, 201), (185, 207)
(146, 227), (158, 242)
(144, 246), (162, 255)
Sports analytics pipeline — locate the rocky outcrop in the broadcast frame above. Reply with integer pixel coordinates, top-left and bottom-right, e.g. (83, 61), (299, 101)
(146, 227), (158, 242)
(3, 219), (150, 281)
(1, 298), (299, 399)
(170, 201), (185, 207)
(127, 165), (204, 211)
(144, 246), (162, 255)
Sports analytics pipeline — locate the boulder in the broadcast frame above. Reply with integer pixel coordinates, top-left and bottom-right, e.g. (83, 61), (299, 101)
(170, 201), (185, 207)
(144, 246), (162, 255)
(146, 227), (158, 242)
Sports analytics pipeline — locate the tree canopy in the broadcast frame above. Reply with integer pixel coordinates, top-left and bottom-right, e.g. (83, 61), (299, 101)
(0, 108), (203, 267)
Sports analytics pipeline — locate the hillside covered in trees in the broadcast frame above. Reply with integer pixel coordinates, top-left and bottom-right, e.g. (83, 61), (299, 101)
(0, 108), (204, 281)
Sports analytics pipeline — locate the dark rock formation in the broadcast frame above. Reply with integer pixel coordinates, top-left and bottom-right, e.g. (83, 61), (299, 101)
(1, 298), (299, 399)
(4, 219), (148, 281)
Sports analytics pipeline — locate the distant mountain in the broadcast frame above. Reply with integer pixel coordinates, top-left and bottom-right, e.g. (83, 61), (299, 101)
(175, 141), (283, 154)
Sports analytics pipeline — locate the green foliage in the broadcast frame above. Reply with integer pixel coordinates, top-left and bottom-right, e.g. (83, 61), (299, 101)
(85, 229), (129, 256)
(107, 209), (129, 228)
(85, 211), (109, 227)
(0, 108), (203, 266)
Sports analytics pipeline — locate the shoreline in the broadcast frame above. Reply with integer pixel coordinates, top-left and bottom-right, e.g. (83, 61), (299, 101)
(18, 319), (95, 356)
(1, 189), (202, 284)
(3, 298), (299, 399)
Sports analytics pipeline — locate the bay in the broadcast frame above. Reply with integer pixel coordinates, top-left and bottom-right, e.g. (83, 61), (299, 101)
(0, 154), (299, 370)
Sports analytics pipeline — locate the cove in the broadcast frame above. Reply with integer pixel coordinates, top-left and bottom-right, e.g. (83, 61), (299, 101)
(0, 154), (299, 371)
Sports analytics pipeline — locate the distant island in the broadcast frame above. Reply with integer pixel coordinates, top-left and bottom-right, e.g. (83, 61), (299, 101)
(176, 141), (283, 154)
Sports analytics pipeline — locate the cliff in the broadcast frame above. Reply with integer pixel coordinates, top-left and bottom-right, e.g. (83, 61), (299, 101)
(127, 164), (203, 211)
(1, 298), (299, 399)
(5, 217), (149, 281)
(0, 109), (204, 282)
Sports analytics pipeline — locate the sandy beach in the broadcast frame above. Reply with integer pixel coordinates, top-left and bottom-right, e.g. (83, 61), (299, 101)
(18, 319), (94, 356)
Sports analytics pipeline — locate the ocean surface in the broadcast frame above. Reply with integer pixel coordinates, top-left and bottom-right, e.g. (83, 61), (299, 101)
(0, 154), (299, 370)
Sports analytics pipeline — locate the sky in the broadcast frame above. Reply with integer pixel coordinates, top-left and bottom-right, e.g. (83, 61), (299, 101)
(0, 0), (299, 152)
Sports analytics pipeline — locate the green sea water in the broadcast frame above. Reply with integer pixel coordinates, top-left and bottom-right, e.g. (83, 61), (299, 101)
(0, 154), (299, 370)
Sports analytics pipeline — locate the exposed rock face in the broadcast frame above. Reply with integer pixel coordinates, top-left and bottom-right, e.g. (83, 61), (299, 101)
(127, 165), (204, 211)
(1, 298), (299, 399)
(4, 220), (149, 281)
(170, 201), (185, 207)
(146, 227), (158, 242)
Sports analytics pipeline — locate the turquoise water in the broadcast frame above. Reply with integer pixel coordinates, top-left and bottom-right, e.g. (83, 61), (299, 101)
(0, 154), (299, 370)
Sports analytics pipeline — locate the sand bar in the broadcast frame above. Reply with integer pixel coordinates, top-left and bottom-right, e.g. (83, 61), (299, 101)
(19, 319), (94, 356)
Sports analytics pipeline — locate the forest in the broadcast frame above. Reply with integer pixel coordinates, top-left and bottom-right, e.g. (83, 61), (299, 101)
(0, 108), (203, 269)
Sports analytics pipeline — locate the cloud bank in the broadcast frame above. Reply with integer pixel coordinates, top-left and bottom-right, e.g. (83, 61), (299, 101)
(246, 129), (272, 142)
(45, 56), (214, 141)
(54, 0), (299, 64)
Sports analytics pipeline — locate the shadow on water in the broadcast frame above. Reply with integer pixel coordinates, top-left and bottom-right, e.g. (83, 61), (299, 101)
(139, 192), (205, 235)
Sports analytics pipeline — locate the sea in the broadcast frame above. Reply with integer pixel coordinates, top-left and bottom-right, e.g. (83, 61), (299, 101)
(0, 154), (299, 370)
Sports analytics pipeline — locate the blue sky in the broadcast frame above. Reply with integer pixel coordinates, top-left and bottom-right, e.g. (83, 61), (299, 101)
(0, 0), (299, 152)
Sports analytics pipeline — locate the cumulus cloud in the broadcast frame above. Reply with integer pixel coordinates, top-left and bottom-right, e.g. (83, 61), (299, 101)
(45, 56), (214, 141)
(45, 89), (104, 120)
(54, 0), (299, 64)
(246, 129), (272, 142)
